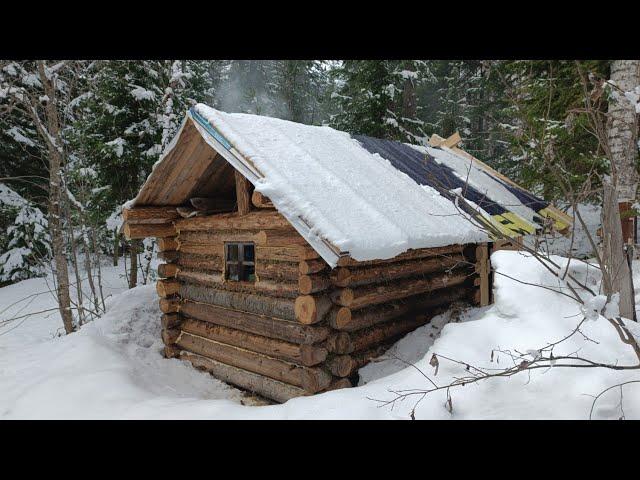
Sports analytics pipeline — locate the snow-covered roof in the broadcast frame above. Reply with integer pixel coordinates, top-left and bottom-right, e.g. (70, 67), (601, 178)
(132, 105), (497, 266)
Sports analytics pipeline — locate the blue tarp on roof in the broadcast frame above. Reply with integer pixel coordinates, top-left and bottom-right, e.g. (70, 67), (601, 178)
(353, 135), (508, 216)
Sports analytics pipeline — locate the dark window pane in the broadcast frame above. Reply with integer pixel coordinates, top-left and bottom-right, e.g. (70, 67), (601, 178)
(244, 244), (255, 262)
(227, 264), (239, 281)
(242, 264), (255, 282)
(227, 244), (239, 261)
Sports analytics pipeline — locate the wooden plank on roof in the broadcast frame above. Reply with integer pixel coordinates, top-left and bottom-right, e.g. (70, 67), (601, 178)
(429, 133), (445, 147)
(429, 132), (572, 233)
(442, 132), (462, 148)
(449, 144), (573, 230)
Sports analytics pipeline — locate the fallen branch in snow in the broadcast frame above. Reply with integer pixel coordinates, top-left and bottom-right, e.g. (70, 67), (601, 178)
(588, 380), (640, 420)
(373, 325), (640, 418)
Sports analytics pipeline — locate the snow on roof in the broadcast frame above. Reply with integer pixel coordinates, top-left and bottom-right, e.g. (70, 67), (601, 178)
(192, 104), (488, 265)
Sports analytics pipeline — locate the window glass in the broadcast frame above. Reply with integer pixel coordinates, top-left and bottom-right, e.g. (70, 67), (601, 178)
(244, 264), (255, 282)
(227, 244), (239, 261)
(225, 242), (255, 282)
(244, 244), (255, 262)
(227, 263), (239, 281)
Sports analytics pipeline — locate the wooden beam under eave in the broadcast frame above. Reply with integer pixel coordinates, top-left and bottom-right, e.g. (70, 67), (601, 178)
(235, 170), (251, 216)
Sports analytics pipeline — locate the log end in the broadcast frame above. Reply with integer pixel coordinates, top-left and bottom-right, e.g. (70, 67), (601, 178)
(328, 355), (356, 377)
(330, 267), (351, 287)
(157, 279), (180, 298)
(334, 307), (352, 330)
(298, 275), (313, 295)
(323, 377), (353, 392)
(295, 295), (329, 324)
(164, 344), (181, 359)
(161, 313), (183, 329)
(326, 332), (352, 354)
(161, 328), (181, 346)
(159, 297), (180, 314)
(300, 368), (333, 393)
(331, 288), (354, 307)
(158, 263), (179, 278)
(300, 345), (329, 366)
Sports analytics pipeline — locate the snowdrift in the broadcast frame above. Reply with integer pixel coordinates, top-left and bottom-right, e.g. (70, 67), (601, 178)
(1, 251), (639, 419)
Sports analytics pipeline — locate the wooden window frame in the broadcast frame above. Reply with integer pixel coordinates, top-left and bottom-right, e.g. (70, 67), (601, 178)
(224, 242), (256, 282)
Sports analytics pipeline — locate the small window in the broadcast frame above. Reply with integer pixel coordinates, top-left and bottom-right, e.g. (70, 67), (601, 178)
(225, 242), (255, 282)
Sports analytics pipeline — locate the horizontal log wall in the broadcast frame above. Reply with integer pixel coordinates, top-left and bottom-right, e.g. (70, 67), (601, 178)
(154, 207), (488, 403)
(160, 210), (335, 401)
(182, 352), (306, 403)
(175, 331), (332, 392)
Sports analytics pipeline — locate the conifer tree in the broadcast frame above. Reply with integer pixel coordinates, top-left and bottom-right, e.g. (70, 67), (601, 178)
(0, 183), (50, 283)
(495, 60), (610, 198)
(330, 60), (430, 143)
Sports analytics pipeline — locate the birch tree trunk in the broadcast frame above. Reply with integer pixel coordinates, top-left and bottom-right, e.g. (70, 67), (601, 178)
(36, 61), (75, 334)
(602, 60), (640, 321)
(607, 60), (640, 244)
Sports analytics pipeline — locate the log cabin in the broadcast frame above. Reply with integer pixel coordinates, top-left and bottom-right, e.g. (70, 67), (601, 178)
(122, 104), (570, 403)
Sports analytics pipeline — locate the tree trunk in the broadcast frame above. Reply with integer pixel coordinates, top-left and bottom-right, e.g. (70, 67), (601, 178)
(401, 62), (417, 121)
(602, 182), (636, 320)
(91, 227), (106, 312)
(37, 61), (75, 334)
(607, 60), (640, 244)
(602, 60), (639, 321)
(66, 200), (85, 326)
(129, 240), (138, 289)
(113, 228), (119, 266)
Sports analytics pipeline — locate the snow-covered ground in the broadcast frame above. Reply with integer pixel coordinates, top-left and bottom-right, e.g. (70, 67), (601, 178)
(1, 250), (640, 419)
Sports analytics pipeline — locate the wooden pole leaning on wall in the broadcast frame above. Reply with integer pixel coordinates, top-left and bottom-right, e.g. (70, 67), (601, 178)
(475, 243), (490, 306)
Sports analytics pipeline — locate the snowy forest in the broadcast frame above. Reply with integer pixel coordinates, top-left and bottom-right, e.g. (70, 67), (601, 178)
(1, 59), (639, 419)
